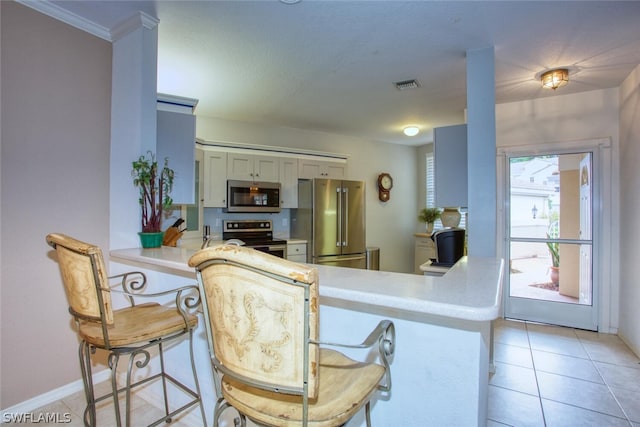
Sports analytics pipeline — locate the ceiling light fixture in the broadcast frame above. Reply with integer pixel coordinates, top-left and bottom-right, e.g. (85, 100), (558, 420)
(394, 79), (420, 91)
(541, 68), (569, 90)
(403, 126), (420, 137)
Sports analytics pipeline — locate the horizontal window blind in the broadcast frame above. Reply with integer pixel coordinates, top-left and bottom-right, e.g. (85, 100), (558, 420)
(426, 152), (466, 229)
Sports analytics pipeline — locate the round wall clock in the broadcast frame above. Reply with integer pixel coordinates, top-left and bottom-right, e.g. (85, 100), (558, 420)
(377, 173), (393, 202)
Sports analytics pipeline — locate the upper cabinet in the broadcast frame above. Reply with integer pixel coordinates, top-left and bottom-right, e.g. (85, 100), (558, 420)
(156, 94), (198, 204)
(298, 158), (348, 179)
(198, 142), (348, 209)
(434, 124), (467, 208)
(227, 153), (279, 182)
(279, 157), (298, 209)
(202, 150), (227, 207)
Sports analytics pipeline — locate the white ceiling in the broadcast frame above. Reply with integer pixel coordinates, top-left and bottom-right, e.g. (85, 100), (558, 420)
(46, 1), (640, 145)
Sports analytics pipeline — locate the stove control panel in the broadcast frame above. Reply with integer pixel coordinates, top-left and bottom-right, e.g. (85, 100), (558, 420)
(224, 220), (273, 232)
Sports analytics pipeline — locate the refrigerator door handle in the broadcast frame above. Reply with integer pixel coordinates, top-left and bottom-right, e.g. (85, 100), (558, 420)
(336, 186), (342, 247)
(317, 255), (365, 263)
(343, 187), (348, 247)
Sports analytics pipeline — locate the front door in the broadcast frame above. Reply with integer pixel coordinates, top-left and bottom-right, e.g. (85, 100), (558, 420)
(503, 149), (599, 330)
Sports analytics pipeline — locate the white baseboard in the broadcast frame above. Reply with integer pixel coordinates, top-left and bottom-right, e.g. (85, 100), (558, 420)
(0, 370), (110, 418)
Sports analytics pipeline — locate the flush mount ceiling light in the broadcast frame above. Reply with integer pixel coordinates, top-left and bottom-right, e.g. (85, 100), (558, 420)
(394, 79), (421, 91)
(403, 126), (420, 137)
(541, 68), (569, 90)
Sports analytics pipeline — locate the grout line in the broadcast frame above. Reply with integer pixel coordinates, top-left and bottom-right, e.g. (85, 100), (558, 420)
(585, 343), (634, 425)
(527, 321), (636, 426)
(524, 321), (548, 427)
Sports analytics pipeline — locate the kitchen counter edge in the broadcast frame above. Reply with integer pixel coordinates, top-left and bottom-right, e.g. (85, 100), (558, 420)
(109, 247), (504, 323)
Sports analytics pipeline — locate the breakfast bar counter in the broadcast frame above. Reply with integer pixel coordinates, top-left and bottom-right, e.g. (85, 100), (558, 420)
(110, 247), (504, 426)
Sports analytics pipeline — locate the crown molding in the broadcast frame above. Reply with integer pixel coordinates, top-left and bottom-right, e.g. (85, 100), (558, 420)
(111, 11), (159, 42)
(17, 0), (112, 41)
(157, 93), (199, 111)
(16, 1), (159, 42)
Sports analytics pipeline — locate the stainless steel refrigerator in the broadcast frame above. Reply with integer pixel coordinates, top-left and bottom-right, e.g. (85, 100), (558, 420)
(291, 179), (366, 269)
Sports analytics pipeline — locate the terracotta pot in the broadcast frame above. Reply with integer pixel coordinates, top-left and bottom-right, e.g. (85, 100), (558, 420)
(549, 266), (560, 285)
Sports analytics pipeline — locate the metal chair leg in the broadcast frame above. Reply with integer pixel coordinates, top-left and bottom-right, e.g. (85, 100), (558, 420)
(79, 335), (206, 427)
(125, 348), (153, 427)
(365, 401), (372, 427)
(187, 329), (208, 426)
(109, 353), (123, 427)
(157, 341), (171, 422)
(79, 341), (96, 427)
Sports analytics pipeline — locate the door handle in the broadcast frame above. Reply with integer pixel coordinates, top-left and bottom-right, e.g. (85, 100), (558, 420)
(336, 187), (342, 247)
(343, 187), (348, 247)
(318, 255), (364, 263)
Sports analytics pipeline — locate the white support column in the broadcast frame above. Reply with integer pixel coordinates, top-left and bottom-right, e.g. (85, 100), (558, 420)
(109, 12), (159, 249)
(466, 47), (497, 257)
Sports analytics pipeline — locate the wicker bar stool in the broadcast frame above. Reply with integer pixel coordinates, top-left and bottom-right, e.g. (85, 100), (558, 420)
(46, 233), (207, 427)
(189, 244), (394, 427)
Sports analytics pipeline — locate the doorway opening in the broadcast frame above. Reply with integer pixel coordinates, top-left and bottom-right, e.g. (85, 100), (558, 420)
(501, 145), (603, 331)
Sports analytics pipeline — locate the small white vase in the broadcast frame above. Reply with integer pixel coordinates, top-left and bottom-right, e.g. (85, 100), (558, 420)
(441, 207), (461, 228)
(426, 222), (434, 234)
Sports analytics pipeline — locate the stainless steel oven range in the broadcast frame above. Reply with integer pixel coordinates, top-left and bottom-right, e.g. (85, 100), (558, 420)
(222, 219), (287, 258)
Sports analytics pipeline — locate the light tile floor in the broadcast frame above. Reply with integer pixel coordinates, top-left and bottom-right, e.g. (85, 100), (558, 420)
(490, 318), (640, 427)
(8, 379), (198, 427)
(14, 318), (640, 427)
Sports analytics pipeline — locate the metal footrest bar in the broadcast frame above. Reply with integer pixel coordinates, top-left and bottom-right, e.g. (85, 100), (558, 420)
(81, 341), (205, 427)
(84, 371), (202, 426)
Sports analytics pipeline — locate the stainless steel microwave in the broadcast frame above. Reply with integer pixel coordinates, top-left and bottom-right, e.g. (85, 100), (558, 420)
(227, 180), (281, 213)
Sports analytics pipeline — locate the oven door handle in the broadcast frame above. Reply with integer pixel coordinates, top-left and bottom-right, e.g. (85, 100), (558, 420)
(249, 245), (287, 258)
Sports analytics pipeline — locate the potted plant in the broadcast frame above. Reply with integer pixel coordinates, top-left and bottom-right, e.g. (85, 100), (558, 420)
(132, 151), (174, 248)
(418, 208), (441, 234)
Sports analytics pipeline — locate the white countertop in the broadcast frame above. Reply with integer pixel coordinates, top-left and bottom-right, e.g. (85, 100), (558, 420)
(110, 247), (504, 322)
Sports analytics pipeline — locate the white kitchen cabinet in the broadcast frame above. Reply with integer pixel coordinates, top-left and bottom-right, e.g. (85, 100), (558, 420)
(414, 234), (436, 274)
(434, 124), (467, 208)
(199, 144), (348, 208)
(227, 153), (279, 182)
(203, 151), (227, 207)
(298, 159), (347, 179)
(287, 241), (307, 263)
(279, 157), (298, 209)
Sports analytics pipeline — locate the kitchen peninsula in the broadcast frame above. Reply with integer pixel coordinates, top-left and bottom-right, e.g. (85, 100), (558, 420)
(110, 247), (503, 426)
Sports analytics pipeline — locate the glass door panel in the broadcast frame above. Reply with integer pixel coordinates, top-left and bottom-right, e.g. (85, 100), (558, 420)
(505, 152), (597, 330)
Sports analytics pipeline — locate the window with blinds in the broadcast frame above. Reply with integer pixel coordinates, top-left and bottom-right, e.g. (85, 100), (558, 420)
(425, 152), (466, 229)
(426, 152), (435, 208)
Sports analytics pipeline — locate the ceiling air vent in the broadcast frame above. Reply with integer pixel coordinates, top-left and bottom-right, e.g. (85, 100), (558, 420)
(394, 79), (420, 90)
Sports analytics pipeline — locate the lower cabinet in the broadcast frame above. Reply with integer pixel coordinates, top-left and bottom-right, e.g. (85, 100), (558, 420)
(287, 241), (307, 263)
(414, 235), (436, 274)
